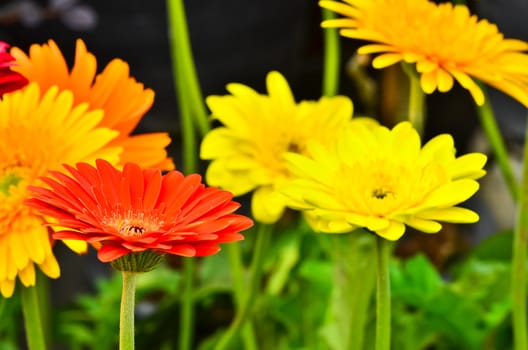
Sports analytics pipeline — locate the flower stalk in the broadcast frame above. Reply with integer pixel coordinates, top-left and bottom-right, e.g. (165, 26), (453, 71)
(512, 112), (528, 350)
(214, 224), (272, 350)
(375, 237), (392, 350)
(226, 243), (259, 350)
(321, 8), (341, 97)
(20, 285), (46, 350)
(119, 271), (137, 350)
(475, 87), (520, 201)
(402, 62), (425, 135)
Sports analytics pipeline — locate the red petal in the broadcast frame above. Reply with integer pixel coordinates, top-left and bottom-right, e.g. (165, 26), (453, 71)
(98, 245), (130, 262)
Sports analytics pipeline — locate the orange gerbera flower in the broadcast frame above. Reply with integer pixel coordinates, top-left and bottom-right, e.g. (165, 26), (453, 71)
(10, 39), (174, 170)
(26, 160), (253, 263)
(0, 41), (28, 96)
(320, 0), (528, 106)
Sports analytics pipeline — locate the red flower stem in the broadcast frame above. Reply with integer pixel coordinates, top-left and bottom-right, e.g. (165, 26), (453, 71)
(119, 271), (137, 350)
(375, 237), (392, 350)
(321, 7), (341, 97)
(512, 112), (528, 350)
(20, 285), (46, 350)
(214, 223), (273, 350)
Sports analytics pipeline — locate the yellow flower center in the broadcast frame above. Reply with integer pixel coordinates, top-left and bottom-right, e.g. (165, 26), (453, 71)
(338, 159), (449, 218)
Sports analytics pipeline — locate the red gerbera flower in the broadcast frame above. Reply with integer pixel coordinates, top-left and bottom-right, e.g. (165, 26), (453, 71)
(25, 159), (253, 264)
(0, 41), (28, 97)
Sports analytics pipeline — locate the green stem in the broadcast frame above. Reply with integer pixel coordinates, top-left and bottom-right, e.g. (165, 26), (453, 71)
(321, 8), (341, 97)
(402, 62), (425, 135)
(20, 285), (46, 350)
(119, 272), (137, 350)
(226, 243), (258, 350)
(167, 0), (210, 137)
(512, 116), (528, 350)
(475, 88), (520, 201)
(214, 224), (272, 350)
(179, 258), (195, 350)
(375, 237), (391, 350)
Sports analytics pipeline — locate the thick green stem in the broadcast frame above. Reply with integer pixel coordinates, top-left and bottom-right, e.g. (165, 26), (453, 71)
(226, 243), (258, 350)
(214, 224), (272, 350)
(475, 90), (520, 201)
(321, 8), (341, 97)
(20, 285), (46, 350)
(119, 272), (137, 350)
(512, 117), (528, 350)
(167, 0), (209, 137)
(375, 237), (391, 350)
(179, 258), (195, 350)
(402, 63), (425, 135)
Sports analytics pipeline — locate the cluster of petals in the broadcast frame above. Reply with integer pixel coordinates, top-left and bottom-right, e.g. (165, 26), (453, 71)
(0, 41), (28, 97)
(26, 160), (254, 263)
(281, 120), (487, 241)
(10, 38), (174, 169)
(320, 0), (528, 106)
(0, 83), (120, 297)
(201, 71), (354, 223)
(0, 38), (175, 297)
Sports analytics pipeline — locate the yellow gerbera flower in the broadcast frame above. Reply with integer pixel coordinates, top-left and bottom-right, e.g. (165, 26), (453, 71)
(281, 120), (487, 240)
(0, 83), (122, 297)
(320, 0), (528, 106)
(200, 71), (354, 223)
(10, 38), (174, 170)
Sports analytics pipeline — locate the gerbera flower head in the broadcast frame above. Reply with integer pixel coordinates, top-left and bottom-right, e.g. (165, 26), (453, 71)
(281, 120), (487, 241)
(320, 0), (528, 106)
(10, 38), (174, 169)
(200, 71), (354, 223)
(26, 159), (254, 271)
(0, 83), (122, 297)
(0, 41), (28, 97)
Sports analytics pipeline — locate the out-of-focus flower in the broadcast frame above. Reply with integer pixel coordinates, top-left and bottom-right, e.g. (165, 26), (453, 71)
(26, 159), (253, 268)
(320, 0), (528, 106)
(200, 71), (354, 223)
(0, 83), (121, 297)
(10, 38), (174, 170)
(0, 41), (28, 97)
(281, 120), (487, 241)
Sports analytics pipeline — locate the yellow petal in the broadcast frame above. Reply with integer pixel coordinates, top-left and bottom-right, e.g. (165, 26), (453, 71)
(405, 217), (443, 233)
(375, 221), (406, 241)
(449, 153), (488, 180)
(252, 186), (286, 224)
(62, 240), (89, 255)
(0, 279), (15, 298)
(417, 207), (479, 223)
(18, 263), (36, 287)
(372, 53), (403, 69)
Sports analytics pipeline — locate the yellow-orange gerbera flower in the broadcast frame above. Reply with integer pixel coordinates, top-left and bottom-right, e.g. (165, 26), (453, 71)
(10, 38), (174, 169)
(0, 83), (122, 297)
(200, 71), (354, 223)
(281, 120), (487, 240)
(320, 0), (528, 106)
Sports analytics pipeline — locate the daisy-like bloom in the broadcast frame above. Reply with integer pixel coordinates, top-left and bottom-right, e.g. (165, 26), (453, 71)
(25, 159), (254, 267)
(0, 83), (122, 297)
(10, 38), (174, 169)
(200, 71), (354, 223)
(320, 0), (528, 106)
(0, 41), (28, 97)
(281, 120), (487, 240)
